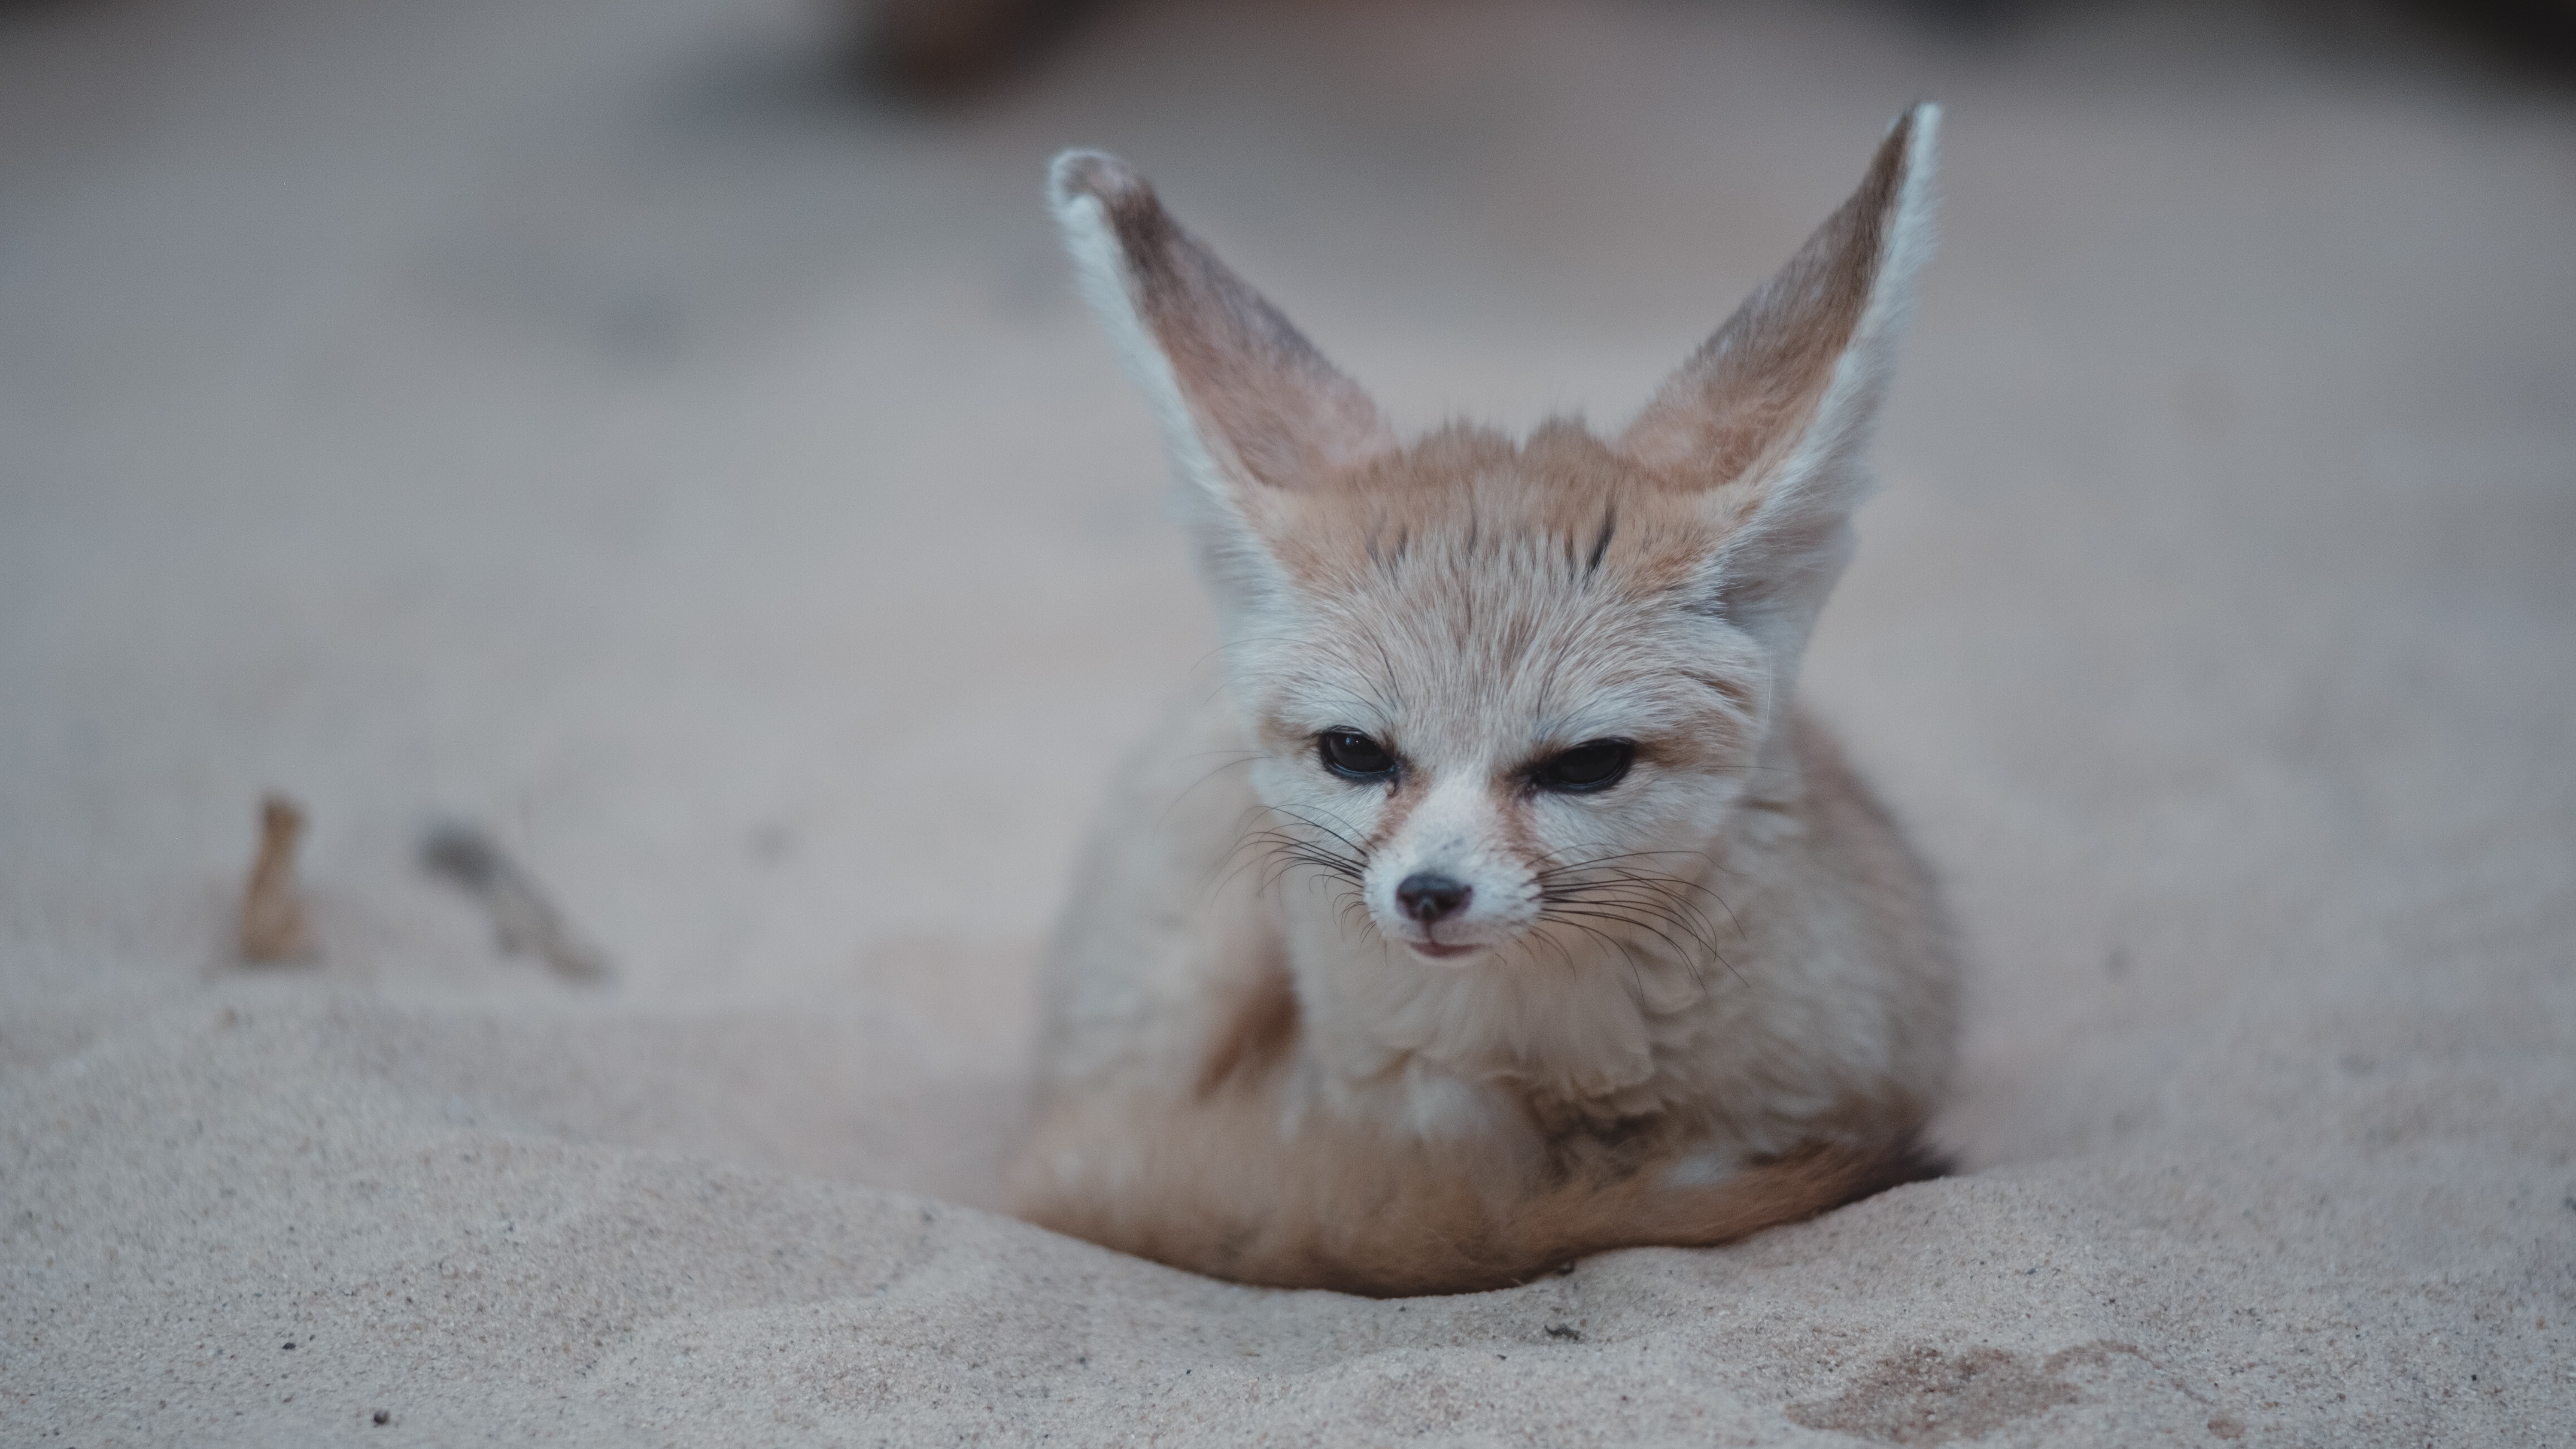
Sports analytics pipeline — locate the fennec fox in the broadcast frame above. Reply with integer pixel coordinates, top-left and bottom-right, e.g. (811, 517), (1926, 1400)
(1010, 107), (1957, 1297)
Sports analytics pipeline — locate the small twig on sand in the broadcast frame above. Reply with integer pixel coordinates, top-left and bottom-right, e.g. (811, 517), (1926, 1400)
(239, 793), (319, 963)
(418, 821), (611, 982)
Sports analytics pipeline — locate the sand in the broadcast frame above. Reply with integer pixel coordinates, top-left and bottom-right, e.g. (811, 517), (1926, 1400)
(3, 0), (2571, 1443)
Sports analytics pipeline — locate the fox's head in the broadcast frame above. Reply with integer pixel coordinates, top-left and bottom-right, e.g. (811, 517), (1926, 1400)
(1051, 109), (1936, 970)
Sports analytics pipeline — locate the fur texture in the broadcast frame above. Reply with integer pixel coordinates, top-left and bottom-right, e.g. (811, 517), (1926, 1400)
(1011, 108), (1958, 1297)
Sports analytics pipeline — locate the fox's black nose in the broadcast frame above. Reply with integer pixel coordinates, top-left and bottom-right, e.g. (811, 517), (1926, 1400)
(1396, 873), (1472, 924)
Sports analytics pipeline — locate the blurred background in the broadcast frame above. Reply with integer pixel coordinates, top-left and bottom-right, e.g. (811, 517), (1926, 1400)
(3, 0), (2571, 1205)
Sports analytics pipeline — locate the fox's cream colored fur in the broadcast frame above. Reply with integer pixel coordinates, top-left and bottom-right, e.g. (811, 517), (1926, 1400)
(1010, 107), (1958, 1297)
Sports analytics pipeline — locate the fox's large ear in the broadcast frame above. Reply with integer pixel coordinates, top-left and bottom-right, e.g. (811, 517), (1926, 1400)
(1619, 105), (1938, 663)
(1050, 151), (1395, 611)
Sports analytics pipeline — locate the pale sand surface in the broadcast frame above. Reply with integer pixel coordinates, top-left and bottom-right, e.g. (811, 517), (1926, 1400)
(4, 0), (2573, 1443)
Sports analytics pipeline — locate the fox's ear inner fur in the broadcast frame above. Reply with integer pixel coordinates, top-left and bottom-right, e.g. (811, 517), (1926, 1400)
(1050, 151), (1394, 498)
(1620, 104), (1939, 643)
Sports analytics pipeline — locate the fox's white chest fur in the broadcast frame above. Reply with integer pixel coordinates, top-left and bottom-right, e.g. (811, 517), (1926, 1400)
(1011, 108), (1959, 1296)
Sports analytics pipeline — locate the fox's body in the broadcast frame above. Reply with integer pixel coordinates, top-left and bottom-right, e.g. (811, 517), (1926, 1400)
(1009, 109), (1958, 1296)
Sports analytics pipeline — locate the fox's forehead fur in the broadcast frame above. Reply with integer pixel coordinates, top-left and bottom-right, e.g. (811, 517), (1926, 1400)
(1261, 420), (1728, 591)
(1239, 420), (1768, 768)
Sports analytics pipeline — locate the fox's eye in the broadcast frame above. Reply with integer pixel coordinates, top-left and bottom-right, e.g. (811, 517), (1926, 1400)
(1318, 732), (1397, 781)
(1534, 740), (1634, 793)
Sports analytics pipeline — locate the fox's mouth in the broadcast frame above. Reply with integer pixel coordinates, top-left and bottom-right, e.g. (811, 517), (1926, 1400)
(1401, 937), (1487, 962)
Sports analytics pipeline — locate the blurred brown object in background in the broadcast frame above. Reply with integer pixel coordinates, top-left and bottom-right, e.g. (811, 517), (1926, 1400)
(237, 793), (317, 964)
(846, 0), (2576, 100)
(849, 0), (1106, 99)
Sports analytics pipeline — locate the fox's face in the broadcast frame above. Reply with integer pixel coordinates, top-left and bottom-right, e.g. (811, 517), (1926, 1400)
(1226, 430), (1772, 966)
(1051, 111), (1934, 969)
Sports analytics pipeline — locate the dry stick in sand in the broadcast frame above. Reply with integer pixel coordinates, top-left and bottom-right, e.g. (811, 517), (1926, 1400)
(419, 822), (611, 982)
(238, 792), (319, 963)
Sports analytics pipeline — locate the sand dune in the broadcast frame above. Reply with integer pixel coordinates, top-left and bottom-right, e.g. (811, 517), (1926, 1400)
(4, 0), (2570, 1442)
